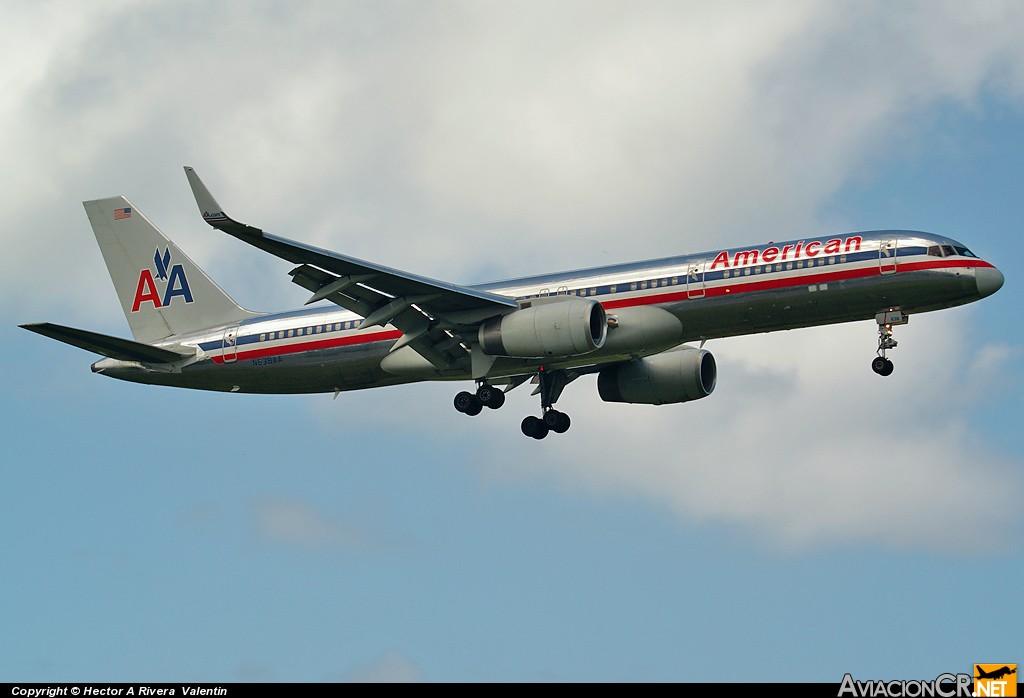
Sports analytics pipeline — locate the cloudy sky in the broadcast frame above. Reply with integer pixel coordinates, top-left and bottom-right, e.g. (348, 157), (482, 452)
(3, 0), (1021, 682)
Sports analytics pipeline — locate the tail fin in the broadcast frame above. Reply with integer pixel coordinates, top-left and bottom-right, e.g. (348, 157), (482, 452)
(84, 196), (257, 343)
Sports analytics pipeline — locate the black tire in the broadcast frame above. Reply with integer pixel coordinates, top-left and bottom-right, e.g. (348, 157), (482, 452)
(464, 396), (483, 416)
(477, 384), (505, 409)
(871, 357), (888, 375)
(881, 358), (894, 376)
(543, 410), (570, 433)
(454, 391), (475, 413)
(521, 416), (548, 439)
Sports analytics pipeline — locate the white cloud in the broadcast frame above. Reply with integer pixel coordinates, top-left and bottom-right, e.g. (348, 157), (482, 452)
(251, 497), (400, 550)
(320, 311), (1021, 553)
(9, 2), (1024, 315)
(341, 650), (423, 683)
(474, 315), (1021, 553)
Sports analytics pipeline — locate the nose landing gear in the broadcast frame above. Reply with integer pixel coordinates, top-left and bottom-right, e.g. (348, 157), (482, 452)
(872, 309), (906, 377)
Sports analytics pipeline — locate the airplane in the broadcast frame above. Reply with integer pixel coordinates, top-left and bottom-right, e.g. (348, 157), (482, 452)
(21, 167), (1004, 439)
(976, 666), (1017, 681)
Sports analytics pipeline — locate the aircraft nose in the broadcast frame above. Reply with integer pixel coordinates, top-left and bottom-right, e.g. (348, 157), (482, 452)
(976, 266), (1004, 298)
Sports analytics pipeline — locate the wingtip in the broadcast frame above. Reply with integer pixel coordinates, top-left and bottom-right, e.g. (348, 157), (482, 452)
(183, 166), (229, 225)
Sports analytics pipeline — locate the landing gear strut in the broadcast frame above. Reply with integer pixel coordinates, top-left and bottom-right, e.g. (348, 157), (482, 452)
(521, 368), (574, 440)
(872, 309), (906, 377)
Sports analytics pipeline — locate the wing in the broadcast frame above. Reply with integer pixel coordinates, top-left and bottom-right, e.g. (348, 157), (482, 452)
(184, 167), (518, 370)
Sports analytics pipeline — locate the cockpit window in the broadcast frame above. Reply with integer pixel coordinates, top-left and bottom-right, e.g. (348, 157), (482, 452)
(927, 245), (943, 257)
(954, 246), (977, 258)
(941, 245), (956, 257)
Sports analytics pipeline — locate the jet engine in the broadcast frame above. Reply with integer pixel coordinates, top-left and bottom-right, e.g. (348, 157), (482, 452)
(597, 346), (716, 405)
(478, 298), (607, 358)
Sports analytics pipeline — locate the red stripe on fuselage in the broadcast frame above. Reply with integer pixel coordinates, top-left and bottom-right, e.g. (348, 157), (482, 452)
(210, 328), (402, 364)
(212, 258), (991, 361)
(602, 258), (990, 310)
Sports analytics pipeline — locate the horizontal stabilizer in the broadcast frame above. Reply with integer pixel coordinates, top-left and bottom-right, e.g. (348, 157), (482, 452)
(20, 322), (192, 363)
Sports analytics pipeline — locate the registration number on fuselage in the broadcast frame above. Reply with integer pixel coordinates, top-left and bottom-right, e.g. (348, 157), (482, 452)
(251, 356), (283, 366)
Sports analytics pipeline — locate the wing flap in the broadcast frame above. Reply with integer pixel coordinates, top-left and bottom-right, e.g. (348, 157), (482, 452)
(288, 264), (468, 368)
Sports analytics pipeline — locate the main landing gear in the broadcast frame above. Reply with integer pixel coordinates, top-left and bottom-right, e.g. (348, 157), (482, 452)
(452, 368), (575, 440)
(520, 368), (574, 440)
(453, 382), (506, 416)
(871, 309), (907, 377)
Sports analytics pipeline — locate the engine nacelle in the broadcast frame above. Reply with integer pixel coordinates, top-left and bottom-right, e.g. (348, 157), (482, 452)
(597, 346), (716, 405)
(478, 298), (607, 358)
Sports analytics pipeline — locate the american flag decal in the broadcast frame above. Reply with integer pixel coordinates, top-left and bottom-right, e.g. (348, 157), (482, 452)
(114, 207), (132, 220)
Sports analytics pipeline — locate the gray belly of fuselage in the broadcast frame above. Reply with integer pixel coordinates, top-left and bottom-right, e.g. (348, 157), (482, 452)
(101, 267), (977, 394)
(674, 266), (976, 341)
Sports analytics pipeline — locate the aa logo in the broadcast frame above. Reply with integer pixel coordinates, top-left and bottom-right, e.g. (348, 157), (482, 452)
(975, 664), (1017, 697)
(131, 247), (194, 312)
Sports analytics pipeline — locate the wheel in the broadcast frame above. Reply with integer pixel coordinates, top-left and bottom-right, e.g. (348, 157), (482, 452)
(521, 416), (549, 439)
(881, 358), (894, 376)
(543, 410), (571, 434)
(454, 391), (473, 412)
(871, 357), (888, 375)
(477, 384), (505, 409)
(454, 391), (483, 415)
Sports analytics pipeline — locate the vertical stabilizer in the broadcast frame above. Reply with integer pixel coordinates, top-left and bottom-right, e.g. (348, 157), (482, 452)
(84, 196), (257, 343)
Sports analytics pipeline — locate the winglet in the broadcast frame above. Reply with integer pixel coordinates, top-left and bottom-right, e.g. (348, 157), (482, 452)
(184, 166), (230, 225)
